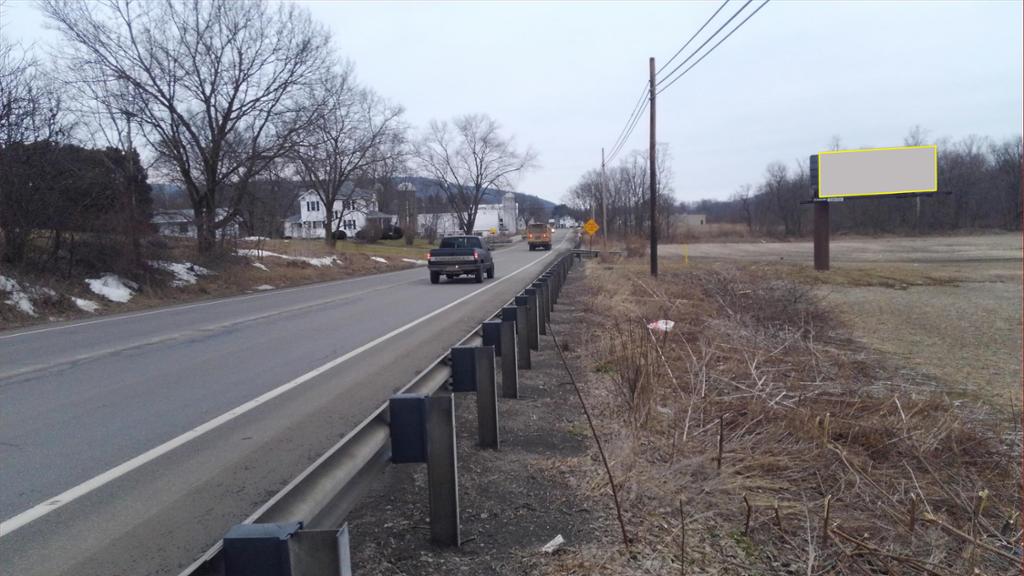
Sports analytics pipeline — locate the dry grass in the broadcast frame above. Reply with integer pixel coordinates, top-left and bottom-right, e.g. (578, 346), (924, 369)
(673, 222), (755, 243)
(547, 259), (1021, 575)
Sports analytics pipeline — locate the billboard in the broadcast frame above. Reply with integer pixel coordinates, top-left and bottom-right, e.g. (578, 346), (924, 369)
(817, 145), (937, 199)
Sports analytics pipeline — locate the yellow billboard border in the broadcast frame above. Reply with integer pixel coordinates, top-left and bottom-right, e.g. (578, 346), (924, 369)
(818, 144), (938, 198)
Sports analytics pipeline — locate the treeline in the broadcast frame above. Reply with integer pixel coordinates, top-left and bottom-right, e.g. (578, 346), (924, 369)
(563, 145), (677, 239)
(1, 0), (535, 275)
(686, 132), (1022, 236)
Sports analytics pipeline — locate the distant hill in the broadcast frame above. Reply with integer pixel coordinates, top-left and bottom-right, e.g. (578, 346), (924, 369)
(392, 176), (554, 210)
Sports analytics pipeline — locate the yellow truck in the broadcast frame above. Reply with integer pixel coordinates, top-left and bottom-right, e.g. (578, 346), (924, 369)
(526, 223), (552, 251)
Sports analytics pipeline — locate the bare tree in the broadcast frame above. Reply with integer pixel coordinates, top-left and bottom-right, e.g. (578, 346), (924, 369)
(416, 114), (535, 234)
(0, 23), (71, 263)
(518, 196), (546, 226)
(732, 184), (754, 231)
(990, 135), (1022, 229)
(289, 63), (405, 245)
(42, 0), (331, 253)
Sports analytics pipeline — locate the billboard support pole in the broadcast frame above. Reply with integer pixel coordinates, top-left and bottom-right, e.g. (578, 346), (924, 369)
(813, 201), (830, 271)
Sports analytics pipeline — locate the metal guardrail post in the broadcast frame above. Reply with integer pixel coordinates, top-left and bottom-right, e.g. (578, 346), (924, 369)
(223, 522), (301, 576)
(451, 346), (499, 449)
(523, 288), (539, 351)
(426, 393), (460, 547)
(544, 272), (557, 306)
(502, 305), (528, 369)
(482, 319), (502, 357)
(223, 523), (352, 576)
(514, 295), (533, 365)
(542, 278), (552, 325)
(476, 346), (498, 448)
(532, 281), (547, 335)
(499, 317), (518, 398)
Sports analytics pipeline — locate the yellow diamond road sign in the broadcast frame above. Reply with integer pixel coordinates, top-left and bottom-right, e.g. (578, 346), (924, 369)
(583, 218), (599, 236)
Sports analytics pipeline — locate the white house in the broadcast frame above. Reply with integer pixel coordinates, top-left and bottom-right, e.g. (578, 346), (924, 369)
(152, 208), (239, 239)
(555, 216), (579, 228)
(418, 192), (518, 238)
(283, 185), (395, 239)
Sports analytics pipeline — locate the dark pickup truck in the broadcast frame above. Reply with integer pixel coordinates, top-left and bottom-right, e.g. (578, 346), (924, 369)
(427, 235), (495, 284)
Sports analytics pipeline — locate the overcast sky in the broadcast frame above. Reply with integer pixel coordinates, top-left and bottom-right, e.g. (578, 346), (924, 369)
(4, 0), (1021, 204)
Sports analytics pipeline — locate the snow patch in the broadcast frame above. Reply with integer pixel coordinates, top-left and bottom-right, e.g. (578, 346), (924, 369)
(401, 258), (428, 265)
(0, 275), (36, 316)
(242, 236), (269, 241)
(149, 260), (213, 287)
(86, 274), (138, 303)
(253, 284), (275, 291)
(251, 262), (269, 271)
(237, 249), (338, 268)
(73, 297), (101, 313)
(370, 256), (388, 264)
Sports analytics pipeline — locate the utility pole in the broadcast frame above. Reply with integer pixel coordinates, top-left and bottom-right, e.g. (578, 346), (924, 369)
(648, 57), (658, 277)
(601, 147), (608, 252)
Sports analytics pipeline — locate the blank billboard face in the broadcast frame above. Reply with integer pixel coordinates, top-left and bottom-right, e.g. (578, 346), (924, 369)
(818, 145), (937, 198)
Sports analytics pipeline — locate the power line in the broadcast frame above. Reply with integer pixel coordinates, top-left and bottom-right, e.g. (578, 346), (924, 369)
(605, 84), (649, 165)
(606, 2), (733, 166)
(602, 0), (768, 169)
(656, 0), (770, 96)
(607, 98), (648, 165)
(655, 0), (731, 77)
(655, 0), (753, 88)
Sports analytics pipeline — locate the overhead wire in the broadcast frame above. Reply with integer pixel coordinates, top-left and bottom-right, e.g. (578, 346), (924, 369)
(656, 0), (770, 96)
(655, 0), (754, 88)
(605, 84), (649, 164)
(607, 98), (648, 164)
(655, 0), (731, 76)
(601, 0), (769, 167)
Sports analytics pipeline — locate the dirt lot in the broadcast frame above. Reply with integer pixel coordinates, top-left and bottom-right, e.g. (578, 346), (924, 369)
(663, 233), (1022, 406)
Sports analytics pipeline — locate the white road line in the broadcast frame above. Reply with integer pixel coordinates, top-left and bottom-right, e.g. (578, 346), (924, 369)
(0, 239), (566, 537)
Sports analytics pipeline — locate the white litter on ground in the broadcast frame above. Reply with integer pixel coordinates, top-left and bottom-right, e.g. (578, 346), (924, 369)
(86, 274), (138, 303)
(647, 319), (675, 332)
(236, 249), (338, 268)
(148, 260), (213, 287)
(401, 258), (428, 265)
(73, 297), (101, 313)
(0, 275), (36, 316)
(540, 534), (565, 554)
(253, 284), (275, 291)
(370, 256), (388, 263)
(251, 262), (269, 271)
(242, 236), (269, 241)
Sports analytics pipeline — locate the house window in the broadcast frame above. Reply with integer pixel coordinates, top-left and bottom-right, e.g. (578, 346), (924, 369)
(343, 219), (357, 230)
(306, 200), (320, 212)
(178, 223), (188, 234)
(342, 200), (354, 211)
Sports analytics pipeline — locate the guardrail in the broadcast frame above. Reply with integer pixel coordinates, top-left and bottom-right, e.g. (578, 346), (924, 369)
(180, 238), (581, 576)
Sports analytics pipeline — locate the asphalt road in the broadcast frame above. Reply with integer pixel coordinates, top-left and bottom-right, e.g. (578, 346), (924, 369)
(0, 230), (573, 576)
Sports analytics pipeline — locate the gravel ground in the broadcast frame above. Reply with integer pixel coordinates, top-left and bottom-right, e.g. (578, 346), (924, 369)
(346, 280), (614, 574)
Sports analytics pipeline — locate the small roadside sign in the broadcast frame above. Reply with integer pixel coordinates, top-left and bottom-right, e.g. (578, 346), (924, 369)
(583, 218), (599, 236)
